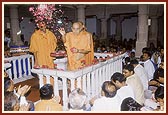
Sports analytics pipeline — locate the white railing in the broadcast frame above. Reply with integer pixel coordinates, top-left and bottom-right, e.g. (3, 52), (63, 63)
(4, 54), (34, 84)
(31, 53), (124, 111)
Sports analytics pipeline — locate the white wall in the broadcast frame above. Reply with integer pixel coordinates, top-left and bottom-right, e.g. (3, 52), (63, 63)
(110, 19), (116, 35)
(20, 17), (35, 43)
(122, 17), (137, 40)
(86, 17), (97, 34)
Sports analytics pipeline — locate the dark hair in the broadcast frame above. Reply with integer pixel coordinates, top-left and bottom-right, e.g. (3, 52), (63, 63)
(121, 97), (142, 111)
(111, 72), (126, 83)
(161, 57), (164, 62)
(153, 68), (164, 80)
(4, 77), (12, 93)
(123, 64), (134, 73)
(154, 86), (164, 100)
(101, 81), (116, 98)
(125, 57), (130, 63)
(40, 84), (53, 100)
(4, 92), (19, 111)
(142, 47), (149, 53)
(130, 52), (135, 55)
(143, 51), (151, 58)
(130, 59), (139, 65)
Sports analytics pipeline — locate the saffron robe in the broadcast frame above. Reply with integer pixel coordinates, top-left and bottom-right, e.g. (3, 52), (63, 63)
(35, 99), (62, 111)
(64, 30), (94, 70)
(29, 29), (57, 68)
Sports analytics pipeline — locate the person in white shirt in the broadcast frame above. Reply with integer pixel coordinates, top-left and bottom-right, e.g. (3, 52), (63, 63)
(111, 72), (135, 106)
(123, 64), (145, 105)
(91, 81), (120, 111)
(130, 59), (149, 91)
(148, 68), (164, 87)
(142, 52), (156, 81)
(151, 51), (161, 68)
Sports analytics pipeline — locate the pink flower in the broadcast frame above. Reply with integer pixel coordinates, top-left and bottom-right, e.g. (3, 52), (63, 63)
(29, 7), (34, 11)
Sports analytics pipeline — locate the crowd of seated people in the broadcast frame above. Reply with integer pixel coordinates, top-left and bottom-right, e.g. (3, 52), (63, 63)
(3, 39), (165, 112)
(4, 71), (164, 112)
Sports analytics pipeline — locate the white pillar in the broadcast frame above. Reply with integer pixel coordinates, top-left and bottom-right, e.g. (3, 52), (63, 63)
(10, 5), (23, 46)
(77, 5), (85, 25)
(135, 5), (149, 57)
(148, 16), (158, 47)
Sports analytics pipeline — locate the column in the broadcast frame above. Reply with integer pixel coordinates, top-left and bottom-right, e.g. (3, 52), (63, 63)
(135, 4), (149, 57)
(113, 16), (124, 41)
(10, 5), (23, 46)
(100, 18), (107, 39)
(148, 16), (158, 47)
(77, 5), (86, 25)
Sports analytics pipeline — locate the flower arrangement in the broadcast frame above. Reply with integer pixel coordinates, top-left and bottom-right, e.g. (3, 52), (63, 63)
(29, 4), (71, 51)
(29, 4), (56, 23)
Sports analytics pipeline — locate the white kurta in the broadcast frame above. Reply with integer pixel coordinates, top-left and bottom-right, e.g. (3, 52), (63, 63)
(116, 84), (135, 106)
(134, 64), (149, 90)
(143, 59), (156, 81)
(91, 96), (120, 111)
(126, 74), (145, 105)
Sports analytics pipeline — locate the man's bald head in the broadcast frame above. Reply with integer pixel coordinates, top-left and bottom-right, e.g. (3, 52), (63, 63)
(71, 22), (82, 34)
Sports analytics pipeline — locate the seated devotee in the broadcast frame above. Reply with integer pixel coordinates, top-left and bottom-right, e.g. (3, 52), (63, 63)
(159, 58), (164, 69)
(91, 81), (120, 111)
(130, 51), (136, 61)
(142, 51), (156, 81)
(151, 51), (161, 68)
(143, 68), (164, 111)
(111, 72), (135, 106)
(154, 86), (164, 111)
(4, 77), (34, 111)
(123, 64), (145, 105)
(123, 57), (131, 68)
(35, 84), (62, 111)
(68, 88), (90, 111)
(148, 68), (164, 88)
(121, 97), (143, 111)
(143, 86), (164, 111)
(4, 92), (30, 111)
(130, 59), (149, 91)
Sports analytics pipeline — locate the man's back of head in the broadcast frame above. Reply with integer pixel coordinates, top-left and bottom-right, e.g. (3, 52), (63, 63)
(69, 88), (87, 110)
(40, 84), (53, 100)
(101, 81), (117, 98)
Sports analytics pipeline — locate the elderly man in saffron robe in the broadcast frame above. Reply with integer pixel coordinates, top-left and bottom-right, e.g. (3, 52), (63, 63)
(59, 22), (94, 70)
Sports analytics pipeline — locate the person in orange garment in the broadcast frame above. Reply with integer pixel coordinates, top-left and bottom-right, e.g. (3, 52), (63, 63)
(58, 22), (94, 70)
(78, 22), (94, 66)
(29, 21), (57, 85)
(35, 84), (62, 111)
(29, 21), (57, 68)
